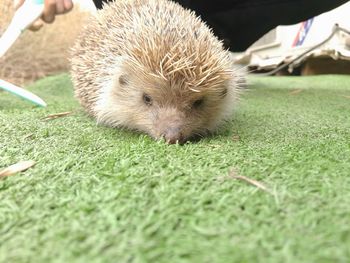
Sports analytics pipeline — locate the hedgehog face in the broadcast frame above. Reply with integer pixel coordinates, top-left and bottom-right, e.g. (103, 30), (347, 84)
(94, 66), (237, 144)
(139, 87), (235, 144)
(141, 92), (230, 144)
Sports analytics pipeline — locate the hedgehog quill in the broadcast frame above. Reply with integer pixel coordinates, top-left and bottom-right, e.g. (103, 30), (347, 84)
(71, 0), (244, 144)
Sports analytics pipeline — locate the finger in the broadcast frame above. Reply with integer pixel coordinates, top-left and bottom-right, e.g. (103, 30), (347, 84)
(55, 0), (65, 14)
(63, 0), (74, 13)
(28, 20), (44, 31)
(42, 0), (56, 23)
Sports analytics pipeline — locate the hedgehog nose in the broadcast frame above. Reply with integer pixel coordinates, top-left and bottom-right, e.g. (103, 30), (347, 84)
(163, 127), (184, 144)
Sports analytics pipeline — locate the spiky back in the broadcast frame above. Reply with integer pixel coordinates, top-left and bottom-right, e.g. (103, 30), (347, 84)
(71, 0), (233, 114)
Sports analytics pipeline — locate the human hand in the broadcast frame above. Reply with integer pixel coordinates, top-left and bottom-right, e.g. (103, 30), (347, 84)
(14, 0), (74, 31)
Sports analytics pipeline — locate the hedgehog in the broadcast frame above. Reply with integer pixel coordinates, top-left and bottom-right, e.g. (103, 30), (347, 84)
(71, 0), (243, 144)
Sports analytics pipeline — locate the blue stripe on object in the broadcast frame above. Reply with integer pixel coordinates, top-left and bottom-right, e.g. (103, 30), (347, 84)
(295, 18), (314, 47)
(33, 0), (44, 4)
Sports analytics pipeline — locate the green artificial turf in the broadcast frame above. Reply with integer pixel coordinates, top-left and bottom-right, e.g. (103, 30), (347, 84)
(1, 74), (350, 263)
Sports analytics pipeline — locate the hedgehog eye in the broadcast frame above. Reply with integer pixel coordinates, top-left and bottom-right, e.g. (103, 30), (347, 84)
(192, 98), (204, 109)
(143, 93), (153, 106)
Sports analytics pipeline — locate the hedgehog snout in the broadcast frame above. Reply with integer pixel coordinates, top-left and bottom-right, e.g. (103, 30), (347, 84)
(152, 108), (187, 144)
(162, 127), (185, 144)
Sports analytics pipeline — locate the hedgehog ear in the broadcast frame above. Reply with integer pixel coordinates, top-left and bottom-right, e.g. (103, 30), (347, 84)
(220, 88), (228, 98)
(116, 56), (129, 85)
(119, 74), (128, 85)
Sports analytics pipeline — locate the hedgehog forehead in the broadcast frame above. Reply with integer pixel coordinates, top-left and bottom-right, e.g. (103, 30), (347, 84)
(121, 61), (212, 99)
(125, 49), (233, 93)
(121, 62), (230, 108)
(124, 61), (228, 96)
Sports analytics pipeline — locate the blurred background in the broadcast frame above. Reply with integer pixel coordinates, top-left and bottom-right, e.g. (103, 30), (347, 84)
(0, 0), (349, 87)
(0, 0), (95, 86)
(234, 1), (350, 76)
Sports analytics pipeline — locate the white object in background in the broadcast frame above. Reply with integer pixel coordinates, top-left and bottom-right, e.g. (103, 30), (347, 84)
(0, 0), (47, 107)
(0, 0), (44, 57)
(234, 1), (350, 71)
(73, 0), (97, 12)
(0, 79), (47, 107)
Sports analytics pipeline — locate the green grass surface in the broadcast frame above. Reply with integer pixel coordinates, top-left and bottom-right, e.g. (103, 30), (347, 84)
(1, 74), (350, 263)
